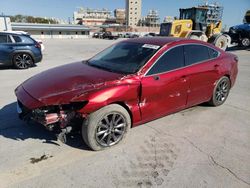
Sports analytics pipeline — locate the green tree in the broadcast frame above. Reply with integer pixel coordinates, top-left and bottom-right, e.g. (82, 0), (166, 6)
(10, 14), (59, 24)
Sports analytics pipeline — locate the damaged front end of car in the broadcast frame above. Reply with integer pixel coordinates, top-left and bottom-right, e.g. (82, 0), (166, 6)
(17, 100), (88, 143)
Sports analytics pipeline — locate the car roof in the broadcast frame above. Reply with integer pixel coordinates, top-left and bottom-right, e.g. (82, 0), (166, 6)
(0, 31), (26, 36)
(123, 36), (222, 52)
(125, 37), (190, 46)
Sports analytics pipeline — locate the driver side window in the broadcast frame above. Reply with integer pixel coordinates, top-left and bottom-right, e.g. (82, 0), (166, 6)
(147, 46), (185, 75)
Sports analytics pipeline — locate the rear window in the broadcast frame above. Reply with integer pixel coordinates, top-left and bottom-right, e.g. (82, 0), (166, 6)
(12, 35), (34, 44)
(12, 35), (22, 43)
(208, 48), (219, 58)
(184, 45), (210, 66)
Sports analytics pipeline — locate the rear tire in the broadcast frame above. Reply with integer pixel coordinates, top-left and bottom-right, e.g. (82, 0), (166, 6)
(209, 76), (231, 106)
(13, 53), (34, 69)
(82, 104), (131, 151)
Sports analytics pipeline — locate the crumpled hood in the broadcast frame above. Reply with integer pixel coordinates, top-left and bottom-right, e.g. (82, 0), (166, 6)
(21, 62), (123, 105)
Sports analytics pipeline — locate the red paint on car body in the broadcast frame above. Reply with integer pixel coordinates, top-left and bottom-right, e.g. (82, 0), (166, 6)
(15, 37), (238, 128)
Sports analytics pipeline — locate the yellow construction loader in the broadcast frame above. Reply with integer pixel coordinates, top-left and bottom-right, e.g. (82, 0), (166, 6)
(160, 5), (230, 50)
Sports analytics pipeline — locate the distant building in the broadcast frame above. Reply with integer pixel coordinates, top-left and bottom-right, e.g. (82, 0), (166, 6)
(198, 3), (223, 24)
(114, 9), (126, 25)
(11, 23), (91, 39)
(126, 0), (142, 27)
(139, 10), (160, 27)
(1, 15), (90, 39)
(73, 7), (116, 26)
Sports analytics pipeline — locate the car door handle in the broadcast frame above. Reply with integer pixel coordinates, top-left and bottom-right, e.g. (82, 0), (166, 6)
(214, 64), (220, 68)
(153, 76), (160, 81)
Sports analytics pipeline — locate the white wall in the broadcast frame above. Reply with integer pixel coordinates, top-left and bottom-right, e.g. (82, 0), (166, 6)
(0, 17), (11, 31)
(13, 30), (90, 39)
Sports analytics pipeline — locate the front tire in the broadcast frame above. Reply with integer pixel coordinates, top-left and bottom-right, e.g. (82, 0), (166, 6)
(214, 35), (228, 51)
(209, 76), (231, 106)
(82, 104), (131, 151)
(241, 38), (250, 47)
(208, 34), (228, 51)
(13, 53), (34, 69)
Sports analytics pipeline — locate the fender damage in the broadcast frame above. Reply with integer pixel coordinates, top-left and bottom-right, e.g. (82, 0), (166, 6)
(15, 63), (141, 134)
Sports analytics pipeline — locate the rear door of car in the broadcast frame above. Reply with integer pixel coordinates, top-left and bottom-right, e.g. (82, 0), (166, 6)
(184, 44), (221, 107)
(140, 46), (190, 122)
(11, 35), (33, 50)
(0, 34), (15, 65)
(12, 35), (41, 57)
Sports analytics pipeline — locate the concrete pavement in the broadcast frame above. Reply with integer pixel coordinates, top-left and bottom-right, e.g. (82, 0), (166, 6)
(0, 39), (249, 188)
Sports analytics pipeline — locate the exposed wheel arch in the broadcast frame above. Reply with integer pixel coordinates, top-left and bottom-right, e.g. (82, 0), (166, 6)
(111, 102), (133, 128)
(213, 74), (231, 88)
(224, 74), (232, 85)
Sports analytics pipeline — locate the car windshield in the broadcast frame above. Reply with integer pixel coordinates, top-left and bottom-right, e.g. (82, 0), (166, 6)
(87, 42), (160, 74)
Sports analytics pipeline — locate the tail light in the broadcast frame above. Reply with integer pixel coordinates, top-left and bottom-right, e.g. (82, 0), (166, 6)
(35, 42), (41, 49)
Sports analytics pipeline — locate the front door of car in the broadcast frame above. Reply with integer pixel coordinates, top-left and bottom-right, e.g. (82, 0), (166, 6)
(140, 46), (190, 122)
(183, 45), (221, 107)
(0, 34), (14, 65)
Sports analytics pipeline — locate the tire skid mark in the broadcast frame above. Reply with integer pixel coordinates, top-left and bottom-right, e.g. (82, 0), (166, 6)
(116, 134), (179, 187)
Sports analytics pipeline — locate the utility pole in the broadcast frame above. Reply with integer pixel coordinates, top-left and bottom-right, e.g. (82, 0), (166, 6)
(2, 13), (8, 31)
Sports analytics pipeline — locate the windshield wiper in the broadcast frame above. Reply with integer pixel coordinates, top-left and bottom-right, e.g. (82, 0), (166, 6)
(87, 63), (118, 73)
(87, 62), (133, 75)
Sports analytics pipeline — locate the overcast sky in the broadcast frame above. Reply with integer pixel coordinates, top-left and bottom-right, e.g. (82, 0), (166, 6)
(1, 0), (249, 27)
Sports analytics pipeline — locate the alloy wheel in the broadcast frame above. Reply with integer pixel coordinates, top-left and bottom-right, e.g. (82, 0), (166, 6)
(95, 113), (127, 147)
(215, 79), (230, 103)
(14, 54), (32, 69)
(241, 38), (250, 47)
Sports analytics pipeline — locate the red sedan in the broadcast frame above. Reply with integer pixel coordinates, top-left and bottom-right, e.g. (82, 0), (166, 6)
(15, 37), (238, 150)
